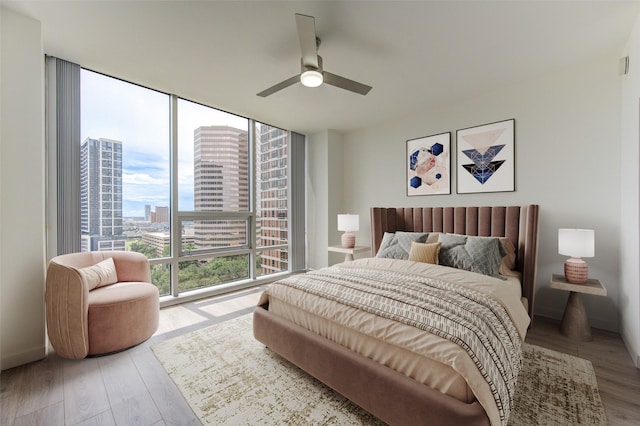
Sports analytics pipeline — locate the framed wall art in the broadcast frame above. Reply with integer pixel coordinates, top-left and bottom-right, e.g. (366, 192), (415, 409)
(456, 119), (515, 194)
(406, 132), (451, 196)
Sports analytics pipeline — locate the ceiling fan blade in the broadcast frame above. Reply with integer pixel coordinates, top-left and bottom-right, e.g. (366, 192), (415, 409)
(323, 71), (372, 95)
(256, 75), (300, 97)
(295, 13), (319, 68)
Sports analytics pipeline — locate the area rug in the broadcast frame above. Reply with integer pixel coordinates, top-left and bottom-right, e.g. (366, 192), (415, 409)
(151, 315), (607, 425)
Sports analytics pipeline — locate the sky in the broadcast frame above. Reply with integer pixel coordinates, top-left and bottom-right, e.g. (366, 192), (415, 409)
(81, 70), (248, 217)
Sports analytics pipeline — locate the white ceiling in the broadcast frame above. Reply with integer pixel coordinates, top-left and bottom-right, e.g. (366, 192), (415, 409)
(4, 1), (639, 134)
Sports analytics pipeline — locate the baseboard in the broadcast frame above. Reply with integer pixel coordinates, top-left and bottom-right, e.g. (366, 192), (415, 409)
(533, 306), (562, 322)
(1, 344), (46, 371)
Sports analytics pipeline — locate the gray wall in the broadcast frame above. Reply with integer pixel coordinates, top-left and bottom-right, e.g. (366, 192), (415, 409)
(1, 8), (47, 369)
(309, 54), (623, 334)
(620, 14), (640, 368)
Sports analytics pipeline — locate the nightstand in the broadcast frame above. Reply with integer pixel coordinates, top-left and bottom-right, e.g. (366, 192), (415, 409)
(550, 274), (607, 341)
(328, 245), (371, 262)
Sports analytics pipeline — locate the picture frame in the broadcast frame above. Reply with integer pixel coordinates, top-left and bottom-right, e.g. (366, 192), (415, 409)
(406, 132), (451, 196)
(456, 119), (515, 194)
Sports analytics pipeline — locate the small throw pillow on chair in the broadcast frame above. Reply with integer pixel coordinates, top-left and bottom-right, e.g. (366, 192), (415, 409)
(79, 257), (118, 290)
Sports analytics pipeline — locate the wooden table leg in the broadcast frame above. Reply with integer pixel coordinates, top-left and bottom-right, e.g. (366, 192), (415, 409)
(560, 291), (593, 341)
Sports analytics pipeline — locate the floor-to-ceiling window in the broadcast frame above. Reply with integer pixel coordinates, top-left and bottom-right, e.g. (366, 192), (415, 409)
(79, 69), (295, 301)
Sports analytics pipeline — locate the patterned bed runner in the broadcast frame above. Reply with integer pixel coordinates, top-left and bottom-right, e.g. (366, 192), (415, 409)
(277, 266), (523, 426)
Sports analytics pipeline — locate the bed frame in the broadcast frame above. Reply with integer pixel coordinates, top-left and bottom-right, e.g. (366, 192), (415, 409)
(254, 205), (539, 426)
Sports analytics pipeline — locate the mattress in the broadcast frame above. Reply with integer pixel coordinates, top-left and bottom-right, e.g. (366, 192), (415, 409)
(258, 257), (530, 426)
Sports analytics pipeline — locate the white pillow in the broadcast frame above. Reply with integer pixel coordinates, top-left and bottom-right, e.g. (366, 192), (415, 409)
(79, 257), (118, 290)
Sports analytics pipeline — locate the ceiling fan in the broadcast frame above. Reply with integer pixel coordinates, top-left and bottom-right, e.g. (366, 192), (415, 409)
(257, 13), (373, 97)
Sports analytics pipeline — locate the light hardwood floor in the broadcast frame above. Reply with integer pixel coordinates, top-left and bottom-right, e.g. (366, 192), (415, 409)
(2, 287), (639, 425)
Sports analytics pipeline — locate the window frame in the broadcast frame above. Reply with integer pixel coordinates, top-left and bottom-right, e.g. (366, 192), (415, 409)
(48, 61), (303, 307)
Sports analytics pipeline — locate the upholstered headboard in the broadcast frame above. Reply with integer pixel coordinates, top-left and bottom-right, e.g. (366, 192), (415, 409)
(370, 205), (540, 317)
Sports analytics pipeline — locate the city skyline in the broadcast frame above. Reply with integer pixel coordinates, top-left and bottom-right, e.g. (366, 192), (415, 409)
(81, 69), (248, 217)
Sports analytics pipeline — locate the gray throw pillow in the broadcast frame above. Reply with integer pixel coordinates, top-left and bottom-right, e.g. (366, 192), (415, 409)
(438, 234), (472, 269)
(465, 237), (505, 278)
(438, 234), (506, 279)
(376, 232), (430, 259)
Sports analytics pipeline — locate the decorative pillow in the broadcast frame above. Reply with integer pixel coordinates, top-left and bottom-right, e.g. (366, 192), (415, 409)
(376, 231), (430, 259)
(448, 233), (516, 276)
(498, 237), (517, 274)
(438, 233), (467, 250)
(438, 234), (473, 270)
(79, 257), (118, 290)
(438, 234), (505, 278)
(408, 241), (442, 264)
(425, 233), (441, 244)
(464, 237), (504, 278)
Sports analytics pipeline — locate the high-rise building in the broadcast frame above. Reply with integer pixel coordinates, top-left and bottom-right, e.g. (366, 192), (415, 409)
(193, 125), (249, 248)
(256, 124), (289, 274)
(149, 206), (169, 223)
(190, 124), (289, 274)
(80, 137), (126, 251)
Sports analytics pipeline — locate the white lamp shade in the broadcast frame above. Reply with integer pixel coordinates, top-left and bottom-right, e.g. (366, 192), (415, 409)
(558, 228), (594, 258)
(300, 70), (323, 87)
(337, 214), (359, 232)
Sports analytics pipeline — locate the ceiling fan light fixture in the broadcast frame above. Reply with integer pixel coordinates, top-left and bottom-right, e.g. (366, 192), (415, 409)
(300, 70), (323, 87)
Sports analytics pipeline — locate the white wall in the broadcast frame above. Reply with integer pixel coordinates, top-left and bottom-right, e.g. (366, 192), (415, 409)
(620, 14), (640, 368)
(307, 130), (346, 269)
(309, 54), (624, 334)
(0, 8), (47, 370)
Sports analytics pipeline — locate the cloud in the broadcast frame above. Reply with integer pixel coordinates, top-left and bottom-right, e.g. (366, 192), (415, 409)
(122, 172), (167, 186)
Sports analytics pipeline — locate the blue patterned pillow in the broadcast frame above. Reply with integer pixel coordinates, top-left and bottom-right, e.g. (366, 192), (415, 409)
(376, 232), (430, 259)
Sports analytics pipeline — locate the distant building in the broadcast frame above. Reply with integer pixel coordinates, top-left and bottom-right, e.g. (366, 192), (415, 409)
(256, 124), (289, 274)
(193, 125), (249, 249)
(149, 206), (169, 223)
(80, 137), (125, 251)
(142, 232), (195, 257)
(189, 124), (289, 273)
(144, 204), (151, 221)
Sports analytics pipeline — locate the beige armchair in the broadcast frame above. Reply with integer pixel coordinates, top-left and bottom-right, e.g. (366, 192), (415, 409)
(46, 251), (159, 359)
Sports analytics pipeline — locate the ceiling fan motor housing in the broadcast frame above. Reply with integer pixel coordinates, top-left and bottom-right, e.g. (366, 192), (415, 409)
(301, 55), (323, 74)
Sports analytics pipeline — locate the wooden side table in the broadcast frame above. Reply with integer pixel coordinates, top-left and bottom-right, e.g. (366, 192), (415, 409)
(328, 245), (370, 262)
(550, 274), (607, 341)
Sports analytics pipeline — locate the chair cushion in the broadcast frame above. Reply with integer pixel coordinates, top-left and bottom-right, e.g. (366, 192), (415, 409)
(87, 281), (159, 355)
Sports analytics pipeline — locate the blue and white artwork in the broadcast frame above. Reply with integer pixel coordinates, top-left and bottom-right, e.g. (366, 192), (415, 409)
(406, 132), (451, 196)
(456, 119), (515, 194)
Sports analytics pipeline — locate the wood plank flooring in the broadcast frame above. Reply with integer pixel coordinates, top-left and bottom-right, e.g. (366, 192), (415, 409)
(2, 287), (639, 425)
(525, 316), (640, 425)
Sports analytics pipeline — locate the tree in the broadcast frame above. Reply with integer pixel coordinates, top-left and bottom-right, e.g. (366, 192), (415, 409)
(129, 240), (157, 259)
(151, 264), (170, 295)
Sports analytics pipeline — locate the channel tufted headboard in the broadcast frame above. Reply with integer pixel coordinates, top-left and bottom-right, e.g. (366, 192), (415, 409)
(370, 205), (540, 317)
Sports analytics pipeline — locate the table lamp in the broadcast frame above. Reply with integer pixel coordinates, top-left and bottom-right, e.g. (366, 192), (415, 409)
(338, 214), (359, 248)
(558, 228), (594, 284)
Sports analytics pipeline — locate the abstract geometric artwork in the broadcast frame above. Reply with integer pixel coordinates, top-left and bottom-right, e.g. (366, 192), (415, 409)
(407, 132), (451, 196)
(456, 119), (515, 194)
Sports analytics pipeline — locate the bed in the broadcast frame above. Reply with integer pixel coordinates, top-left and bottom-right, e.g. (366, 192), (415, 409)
(253, 205), (539, 426)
